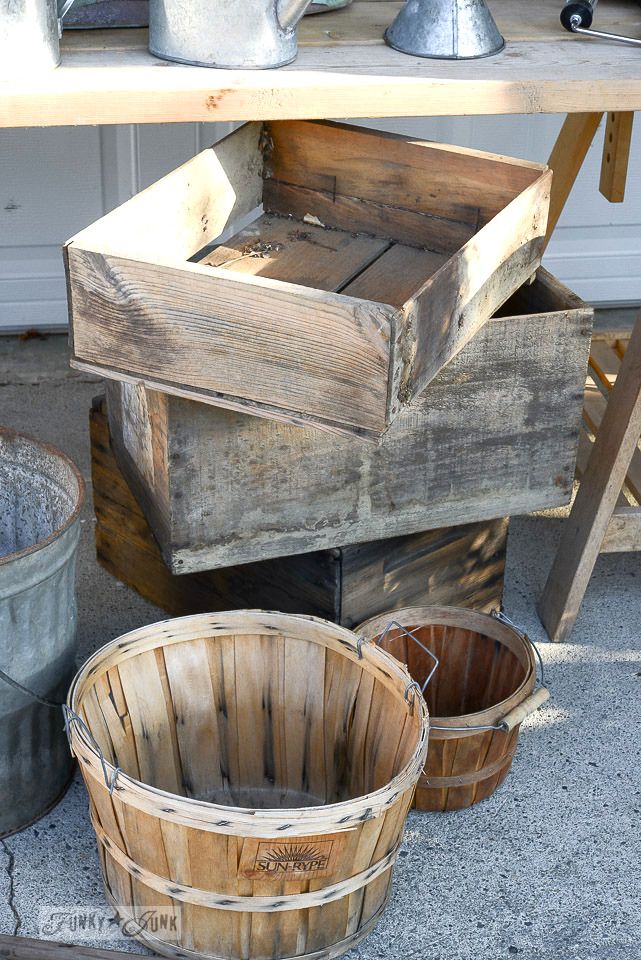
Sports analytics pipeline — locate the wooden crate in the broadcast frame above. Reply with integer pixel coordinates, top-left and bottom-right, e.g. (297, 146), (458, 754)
(577, 330), (641, 552)
(91, 397), (507, 624)
(105, 269), (592, 573)
(66, 120), (551, 440)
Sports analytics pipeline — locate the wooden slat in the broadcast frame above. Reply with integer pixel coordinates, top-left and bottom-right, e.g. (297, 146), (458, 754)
(68, 122), (264, 263)
(539, 313), (641, 642)
(599, 111), (634, 203)
(398, 172), (550, 407)
(266, 118), (543, 231)
(341, 244), (448, 307)
(200, 214), (391, 292)
(68, 246), (393, 438)
(544, 113), (604, 250)
(7, 2), (641, 128)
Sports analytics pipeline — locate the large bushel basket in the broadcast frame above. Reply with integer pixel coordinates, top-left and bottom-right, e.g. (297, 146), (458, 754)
(66, 611), (429, 960)
(358, 606), (549, 812)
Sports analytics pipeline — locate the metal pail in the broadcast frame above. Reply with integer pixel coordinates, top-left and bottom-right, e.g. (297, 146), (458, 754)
(0, 428), (84, 837)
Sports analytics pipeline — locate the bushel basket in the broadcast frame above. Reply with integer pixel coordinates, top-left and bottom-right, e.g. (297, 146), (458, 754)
(358, 606), (549, 812)
(67, 611), (429, 960)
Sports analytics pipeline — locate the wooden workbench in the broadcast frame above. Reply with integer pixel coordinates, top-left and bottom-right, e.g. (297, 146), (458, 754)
(1, 0), (641, 128)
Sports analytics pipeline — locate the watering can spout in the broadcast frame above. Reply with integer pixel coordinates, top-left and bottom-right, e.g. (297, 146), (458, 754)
(277, 0), (313, 33)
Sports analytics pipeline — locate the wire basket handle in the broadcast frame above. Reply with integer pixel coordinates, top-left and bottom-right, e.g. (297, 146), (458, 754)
(358, 619), (439, 694)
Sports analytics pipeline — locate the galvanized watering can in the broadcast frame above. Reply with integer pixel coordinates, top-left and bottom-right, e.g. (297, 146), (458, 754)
(0, 0), (79, 75)
(149, 0), (315, 68)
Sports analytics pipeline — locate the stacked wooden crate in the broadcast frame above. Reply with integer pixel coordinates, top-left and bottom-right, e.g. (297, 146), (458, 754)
(66, 121), (594, 621)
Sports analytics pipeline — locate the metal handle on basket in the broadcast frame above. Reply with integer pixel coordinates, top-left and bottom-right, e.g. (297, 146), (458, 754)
(63, 704), (122, 795)
(357, 619), (439, 703)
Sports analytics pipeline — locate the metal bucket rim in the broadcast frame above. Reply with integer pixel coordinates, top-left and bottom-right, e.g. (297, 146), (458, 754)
(67, 609), (429, 831)
(357, 604), (536, 730)
(0, 426), (86, 568)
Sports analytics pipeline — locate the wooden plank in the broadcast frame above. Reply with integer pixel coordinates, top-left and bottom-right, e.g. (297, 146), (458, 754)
(68, 122), (264, 262)
(599, 112), (634, 203)
(539, 312), (641, 642)
(106, 275), (591, 572)
(339, 521), (507, 625)
(341, 245), (448, 307)
(266, 119), (544, 230)
(0, 935), (155, 960)
(544, 113), (603, 249)
(68, 246), (394, 439)
(263, 178), (476, 255)
(200, 214), (390, 291)
(601, 506), (641, 553)
(395, 172), (551, 410)
(5, 0), (641, 130)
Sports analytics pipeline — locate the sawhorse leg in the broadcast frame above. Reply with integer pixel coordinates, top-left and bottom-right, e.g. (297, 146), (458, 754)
(538, 311), (641, 642)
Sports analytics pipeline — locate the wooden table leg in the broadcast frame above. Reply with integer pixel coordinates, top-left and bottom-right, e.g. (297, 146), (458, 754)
(599, 112), (634, 203)
(544, 112), (603, 250)
(538, 310), (641, 642)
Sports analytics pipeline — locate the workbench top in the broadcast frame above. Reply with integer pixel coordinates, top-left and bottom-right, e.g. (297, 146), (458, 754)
(1, 0), (640, 128)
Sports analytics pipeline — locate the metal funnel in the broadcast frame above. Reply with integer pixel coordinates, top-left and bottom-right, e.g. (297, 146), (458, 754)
(385, 0), (505, 59)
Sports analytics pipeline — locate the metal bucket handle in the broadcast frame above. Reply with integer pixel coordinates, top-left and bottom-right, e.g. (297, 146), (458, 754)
(0, 666), (64, 709)
(57, 0), (80, 37)
(0, 671), (123, 793)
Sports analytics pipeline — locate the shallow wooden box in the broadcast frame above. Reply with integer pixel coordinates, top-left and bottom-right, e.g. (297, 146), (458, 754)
(106, 269), (593, 574)
(66, 119), (551, 440)
(92, 396), (507, 624)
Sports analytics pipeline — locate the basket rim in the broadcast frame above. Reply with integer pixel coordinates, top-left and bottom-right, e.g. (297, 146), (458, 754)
(67, 609), (429, 835)
(356, 604), (536, 729)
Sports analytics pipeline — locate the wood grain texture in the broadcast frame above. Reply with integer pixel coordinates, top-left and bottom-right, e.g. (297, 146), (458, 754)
(67, 119), (549, 438)
(69, 121), (264, 263)
(4, 2), (641, 127)
(199, 214), (391, 291)
(92, 395), (507, 623)
(599, 111), (634, 203)
(67, 610), (428, 959)
(573, 333), (641, 555)
(357, 606), (543, 811)
(544, 112), (603, 250)
(69, 245), (393, 438)
(106, 270), (592, 573)
(539, 313), (641, 642)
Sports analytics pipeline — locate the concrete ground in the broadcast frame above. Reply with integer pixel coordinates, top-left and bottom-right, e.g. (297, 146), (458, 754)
(1, 330), (640, 960)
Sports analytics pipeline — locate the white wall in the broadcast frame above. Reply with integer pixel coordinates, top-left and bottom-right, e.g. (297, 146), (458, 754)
(1, 114), (640, 332)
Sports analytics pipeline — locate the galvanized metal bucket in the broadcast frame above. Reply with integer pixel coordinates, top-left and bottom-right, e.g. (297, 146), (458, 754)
(0, 0), (80, 76)
(0, 428), (84, 838)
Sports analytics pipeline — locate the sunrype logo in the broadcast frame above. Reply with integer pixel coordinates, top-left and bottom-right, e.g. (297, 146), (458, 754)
(255, 841), (332, 875)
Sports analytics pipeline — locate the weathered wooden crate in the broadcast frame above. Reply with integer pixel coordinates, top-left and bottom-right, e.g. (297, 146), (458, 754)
(106, 269), (593, 573)
(66, 120), (551, 440)
(91, 397), (507, 624)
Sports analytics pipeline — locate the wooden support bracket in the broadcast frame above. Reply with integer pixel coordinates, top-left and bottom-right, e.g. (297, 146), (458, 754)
(599, 112), (634, 203)
(544, 112), (603, 250)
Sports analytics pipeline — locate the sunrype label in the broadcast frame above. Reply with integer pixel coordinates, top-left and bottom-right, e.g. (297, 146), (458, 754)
(240, 835), (344, 880)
